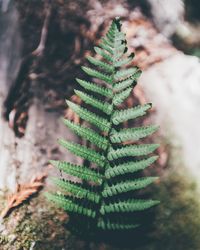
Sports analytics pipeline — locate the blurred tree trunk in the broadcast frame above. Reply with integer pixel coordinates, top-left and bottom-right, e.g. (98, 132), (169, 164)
(0, 3), (22, 191)
(0, 3), (75, 192)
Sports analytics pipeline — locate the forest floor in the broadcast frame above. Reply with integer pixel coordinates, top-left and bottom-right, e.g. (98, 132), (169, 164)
(1, 143), (200, 250)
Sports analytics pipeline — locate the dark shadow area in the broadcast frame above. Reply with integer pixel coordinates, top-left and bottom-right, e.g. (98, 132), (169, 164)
(63, 207), (157, 249)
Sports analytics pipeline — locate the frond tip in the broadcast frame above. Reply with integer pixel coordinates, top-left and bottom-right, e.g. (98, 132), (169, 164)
(47, 17), (160, 235)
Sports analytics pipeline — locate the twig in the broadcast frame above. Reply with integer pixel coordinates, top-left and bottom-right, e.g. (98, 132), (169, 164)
(32, 0), (52, 56)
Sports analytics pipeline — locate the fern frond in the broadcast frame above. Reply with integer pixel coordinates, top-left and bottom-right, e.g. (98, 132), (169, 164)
(114, 32), (126, 42)
(108, 144), (159, 161)
(114, 53), (134, 67)
(87, 56), (114, 73)
(97, 220), (139, 230)
(59, 139), (105, 167)
(114, 70), (141, 91)
(102, 177), (158, 197)
(63, 119), (108, 150)
(114, 78), (135, 92)
(76, 78), (113, 98)
(114, 67), (138, 81)
(94, 47), (113, 63)
(66, 100), (111, 132)
(113, 44), (127, 60)
(99, 42), (113, 55)
(45, 193), (96, 218)
(51, 177), (100, 203)
(105, 156), (158, 178)
(50, 160), (103, 184)
(101, 37), (113, 48)
(100, 199), (160, 214)
(82, 66), (113, 85)
(113, 87), (132, 106)
(106, 32), (114, 43)
(110, 125), (159, 143)
(47, 17), (160, 234)
(112, 103), (152, 125)
(74, 90), (112, 115)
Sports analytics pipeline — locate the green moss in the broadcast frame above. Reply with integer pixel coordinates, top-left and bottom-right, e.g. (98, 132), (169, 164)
(0, 146), (200, 249)
(0, 194), (73, 250)
(0, 235), (9, 245)
(136, 143), (200, 250)
(146, 171), (200, 250)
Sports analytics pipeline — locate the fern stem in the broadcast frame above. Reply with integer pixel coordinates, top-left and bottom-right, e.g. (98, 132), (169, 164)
(97, 20), (122, 226)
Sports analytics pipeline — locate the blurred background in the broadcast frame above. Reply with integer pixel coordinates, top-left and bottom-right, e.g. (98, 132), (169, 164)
(0, 0), (200, 249)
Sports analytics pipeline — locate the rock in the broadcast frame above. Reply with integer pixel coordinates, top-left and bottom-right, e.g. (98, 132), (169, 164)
(140, 53), (200, 179)
(147, 0), (184, 37)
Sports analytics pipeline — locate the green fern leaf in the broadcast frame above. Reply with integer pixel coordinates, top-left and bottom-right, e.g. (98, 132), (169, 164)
(113, 44), (127, 60)
(114, 70), (142, 92)
(113, 87), (132, 106)
(63, 119), (108, 150)
(74, 90), (112, 115)
(87, 56), (114, 73)
(99, 41), (113, 55)
(82, 66), (113, 85)
(101, 37), (113, 48)
(45, 193), (96, 218)
(51, 177), (100, 203)
(100, 199), (160, 214)
(114, 67), (139, 81)
(94, 47), (113, 63)
(97, 219), (139, 230)
(47, 17), (160, 234)
(59, 139), (105, 167)
(66, 100), (111, 132)
(76, 78), (113, 98)
(105, 156), (158, 178)
(114, 53), (134, 67)
(113, 32), (126, 42)
(50, 160), (103, 184)
(108, 144), (159, 160)
(102, 177), (158, 197)
(114, 77), (135, 92)
(112, 103), (152, 125)
(106, 32), (114, 43)
(110, 125), (159, 143)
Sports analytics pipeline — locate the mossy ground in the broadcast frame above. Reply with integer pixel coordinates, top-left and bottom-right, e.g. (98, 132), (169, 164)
(0, 194), (72, 250)
(0, 150), (200, 250)
(142, 171), (200, 250)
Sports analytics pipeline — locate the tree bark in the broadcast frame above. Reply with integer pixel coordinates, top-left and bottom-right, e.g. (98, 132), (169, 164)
(0, 3), (77, 192)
